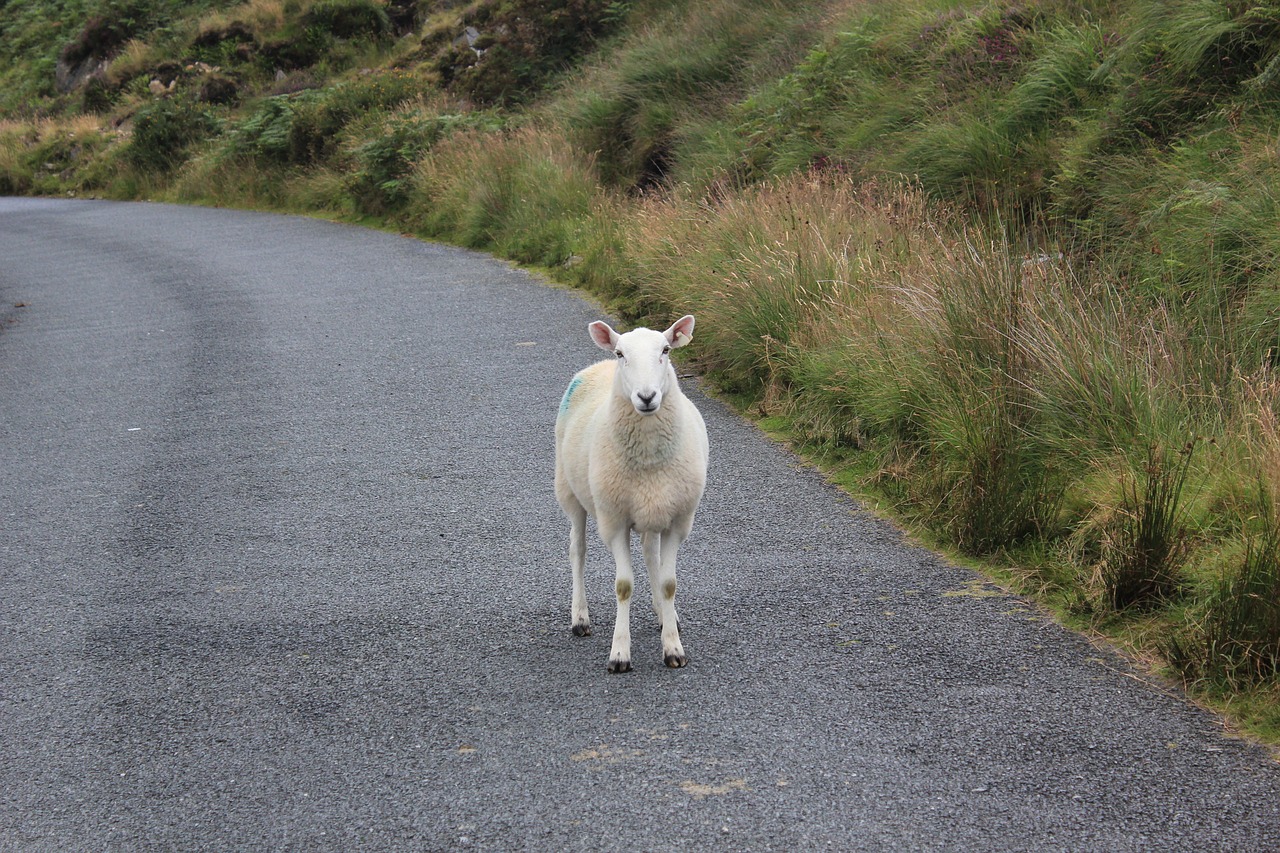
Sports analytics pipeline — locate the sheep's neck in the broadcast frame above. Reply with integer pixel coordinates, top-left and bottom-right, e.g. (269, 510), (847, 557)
(608, 395), (682, 468)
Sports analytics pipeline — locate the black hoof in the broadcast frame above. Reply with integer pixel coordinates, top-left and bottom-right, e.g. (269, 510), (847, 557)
(572, 623), (592, 637)
(664, 653), (688, 669)
(607, 659), (632, 673)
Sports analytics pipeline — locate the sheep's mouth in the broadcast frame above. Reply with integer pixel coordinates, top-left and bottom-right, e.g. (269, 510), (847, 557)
(635, 403), (659, 415)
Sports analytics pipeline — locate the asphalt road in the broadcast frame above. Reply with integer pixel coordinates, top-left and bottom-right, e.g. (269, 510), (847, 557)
(2, 198), (1278, 851)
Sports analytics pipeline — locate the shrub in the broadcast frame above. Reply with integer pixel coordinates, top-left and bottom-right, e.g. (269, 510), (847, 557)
(1100, 443), (1196, 609)
(229, 72), (424, 167)
(228, 95), (301, 163)
(899, 230), (1064, 553)
(302, 0), (391, 41)
(406, 125), (603, 267)
(257, 28), (332, 71)
(350, 109), (504, 213)
(291, 72), (423, 159)
(60, 1), (150, 67)
(1202, 521), (1280, 685)
(436, 0), (625, 106)
(561, 0), (814, 190)
(82, 74), (120, 113)
(126, 97), (220, 172)
(0, 123), (35, 195)
(1170, 498), (1280, 689)
(197, 74), (240, 105)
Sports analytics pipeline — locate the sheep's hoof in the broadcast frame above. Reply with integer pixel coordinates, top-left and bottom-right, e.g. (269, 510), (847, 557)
(607, 658), (632, 674)
(572, 623), (592, 637)
(664, 653), (688, 669)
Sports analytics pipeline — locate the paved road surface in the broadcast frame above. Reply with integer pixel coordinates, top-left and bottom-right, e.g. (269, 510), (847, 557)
(2, 199), (1278, 850)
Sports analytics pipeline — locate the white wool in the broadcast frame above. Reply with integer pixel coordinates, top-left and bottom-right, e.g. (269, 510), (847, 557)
(554, 315), (709, 672)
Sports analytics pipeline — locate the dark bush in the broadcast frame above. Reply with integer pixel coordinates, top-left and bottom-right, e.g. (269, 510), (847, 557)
(81, 74), (119, 113)
(228, 96), (302, 163)
(386, 0), (421, 35)
(258, 29), (332, 71)
(1169, 502), (1280, 689)
(60, 2), (146, 66)
(198, 74), (240, 105)
(303, 0), (392, 41)
(232, 72), (422, 167)
(1103, 444), (1195, 610)
(289, 73), (423, 162)
(1199, 527), (1280, 686)
(350, 111), (504, 213)
(127, 98), (220, 172)
(437, 0), (625, 106)
(350, 116), (440, 213)
(192, 21), (255, 49)
(152, 61), (182, 87)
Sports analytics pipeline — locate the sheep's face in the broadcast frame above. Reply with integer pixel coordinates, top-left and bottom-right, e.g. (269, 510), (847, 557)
(589, 315), (696, 416)
(611, 328), (673, 416)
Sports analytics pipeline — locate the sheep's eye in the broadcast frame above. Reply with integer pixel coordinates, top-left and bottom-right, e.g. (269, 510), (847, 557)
(662, 346), (671, 355)
(615, 350), (624, 359)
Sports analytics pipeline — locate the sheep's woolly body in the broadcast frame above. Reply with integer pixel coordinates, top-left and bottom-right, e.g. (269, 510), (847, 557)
(557, 360), (706, 535)
(554, 316), (709, 673)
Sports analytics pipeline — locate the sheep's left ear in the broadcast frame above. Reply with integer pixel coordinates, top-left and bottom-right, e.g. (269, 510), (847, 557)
(664, 315), (695, 348)
(589, 320), (619, 352)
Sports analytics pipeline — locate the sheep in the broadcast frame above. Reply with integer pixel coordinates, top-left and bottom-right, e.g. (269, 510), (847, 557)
(555, 315), (709, 673)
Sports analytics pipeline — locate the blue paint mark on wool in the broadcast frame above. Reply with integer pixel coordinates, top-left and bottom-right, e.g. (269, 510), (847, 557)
(559, 375), (583, 416)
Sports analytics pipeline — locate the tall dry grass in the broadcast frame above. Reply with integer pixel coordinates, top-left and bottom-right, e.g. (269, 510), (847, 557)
(609, 170), (1278, 696)
(1168, 372), (1280, 687)
(618, 174), (1241, 567)
(405, 124), (614, 270)
(194, 0), (291, 40)
(0, 114), (122, 194)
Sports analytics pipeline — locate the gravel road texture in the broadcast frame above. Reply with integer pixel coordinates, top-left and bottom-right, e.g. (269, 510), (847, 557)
(2, 199), (1278, 850)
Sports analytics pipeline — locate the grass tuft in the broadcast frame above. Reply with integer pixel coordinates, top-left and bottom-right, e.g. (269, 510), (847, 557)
(1101, 442), (1196, 610)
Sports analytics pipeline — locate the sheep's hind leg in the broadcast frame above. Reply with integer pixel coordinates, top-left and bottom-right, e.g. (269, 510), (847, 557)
(568, 503), (590, 636)
(604, 526), (634, 673)
(642, 532), (665, 626)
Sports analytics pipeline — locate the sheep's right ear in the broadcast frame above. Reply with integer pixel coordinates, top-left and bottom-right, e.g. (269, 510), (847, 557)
(589, 320), (619, 352)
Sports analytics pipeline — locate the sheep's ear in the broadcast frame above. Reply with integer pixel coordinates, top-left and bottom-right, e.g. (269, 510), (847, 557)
(589, 320), (619, 352)
(665, 315), (695, 348)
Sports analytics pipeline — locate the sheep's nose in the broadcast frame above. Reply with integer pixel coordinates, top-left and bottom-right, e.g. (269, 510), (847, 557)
(637, 391), (658, 409)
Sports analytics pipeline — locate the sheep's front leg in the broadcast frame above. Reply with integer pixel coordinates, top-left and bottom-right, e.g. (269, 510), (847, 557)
(655, 525), (689, 668)
(604, 526), (634, 673)
(568, 504), (590, 636)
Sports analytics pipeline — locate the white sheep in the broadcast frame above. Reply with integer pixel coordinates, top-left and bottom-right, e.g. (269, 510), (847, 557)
(554, 315), (709, 673)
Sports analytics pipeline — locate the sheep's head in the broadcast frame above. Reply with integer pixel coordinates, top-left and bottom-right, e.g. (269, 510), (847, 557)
(589, 315), (695, 416)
